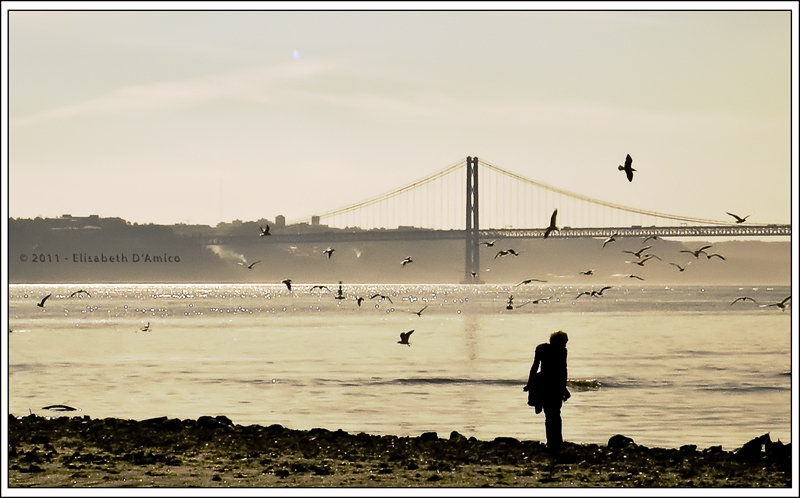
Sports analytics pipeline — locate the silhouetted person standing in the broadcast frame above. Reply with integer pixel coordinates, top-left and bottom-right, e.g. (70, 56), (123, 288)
(524, 330), (570, 452)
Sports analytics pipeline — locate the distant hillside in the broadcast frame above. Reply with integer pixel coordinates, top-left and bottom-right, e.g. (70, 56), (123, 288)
(7, 217), (791, 285)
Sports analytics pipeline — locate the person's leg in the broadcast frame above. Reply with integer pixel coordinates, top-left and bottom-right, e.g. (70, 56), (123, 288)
(543, 401), (563, 452)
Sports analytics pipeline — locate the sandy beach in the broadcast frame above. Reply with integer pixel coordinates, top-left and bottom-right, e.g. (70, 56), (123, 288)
(6, 413), (792, 488)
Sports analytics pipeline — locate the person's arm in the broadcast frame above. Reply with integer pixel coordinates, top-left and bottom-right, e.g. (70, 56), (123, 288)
(523, 348), (542, 391)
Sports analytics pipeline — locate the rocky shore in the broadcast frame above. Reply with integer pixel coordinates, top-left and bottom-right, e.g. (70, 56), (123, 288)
(7, 414), (793, 488)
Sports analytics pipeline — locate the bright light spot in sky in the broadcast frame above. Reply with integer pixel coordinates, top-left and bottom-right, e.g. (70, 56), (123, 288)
(293, 50), (299, 59)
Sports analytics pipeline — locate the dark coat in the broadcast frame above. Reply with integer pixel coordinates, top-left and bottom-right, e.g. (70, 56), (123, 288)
(525, 342), (568, 413)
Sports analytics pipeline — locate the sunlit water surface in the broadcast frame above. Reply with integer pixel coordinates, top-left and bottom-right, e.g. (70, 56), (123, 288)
(8, 283), (792, 450)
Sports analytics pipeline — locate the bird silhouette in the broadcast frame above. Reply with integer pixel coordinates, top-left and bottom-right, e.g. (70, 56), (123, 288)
(370, 293), (393, 303)
(622, 246), (651, 258)
(680, 245), (712, 259)
(626, 255), (656, 267)
(411, 305), (428, 317)
(259, 225), (271, 236)
(310, 285), (331, 293)
(592, 286), (613, 297)
(281, 279), (292, 291)
(239, 260), (261, 269)
(68, 289), (91, 298)
(602, 234), (619, 248)
(705, 253), (726, 261)
(726, 212), (751, 224)
(669, 262), (690, 272)
(494, 249), (519, 259)
(579, 269), (595, 276)
(323, 247), (335, 259)
(543, 209), (559, 239)
(731, 296), (759, 306)
(618, 154), (635, 182)
(760, 296), (791, 311)
(356, 296), (365, 307)
(516, 278), (547, 286)
(478, 240), (497, 247)
(401, 256), (413, 266)
(139, 322), (151, 332)
(642, 235), (660, 245)
(575, 290), (593, 299)
(37, 294), (51, 307)
(616, 274), (645, 280)
(398, 330), (414, 346)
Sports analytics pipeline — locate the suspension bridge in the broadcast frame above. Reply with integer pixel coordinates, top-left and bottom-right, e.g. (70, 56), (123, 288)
(213, 156), (790, 281)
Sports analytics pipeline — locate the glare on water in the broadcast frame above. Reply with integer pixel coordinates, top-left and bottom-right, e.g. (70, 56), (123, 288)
(7, 283), (792, 450)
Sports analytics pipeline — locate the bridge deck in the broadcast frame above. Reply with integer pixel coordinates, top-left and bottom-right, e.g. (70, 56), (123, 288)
(204, 225), (790, 245)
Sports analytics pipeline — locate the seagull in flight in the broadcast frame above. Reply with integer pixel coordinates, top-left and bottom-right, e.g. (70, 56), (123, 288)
(139, 322), (151, 332)
(370, 293), (393, 303)
(623, 246), (652, 258)
(410, 305), (429, 317)
(310, 285), (331, 293)
(516, 278), (547, 286)
(575, 290), (593, 299)
(642, 235), (660, 245)
(680, 245), (712, 259)
(669, 262), (690, 272)
(356, 296), (365, 307)
(323, 247), (335, 259)
(705, 253), (726, 261)
(602, 234), (619, 248)
(281, 279), (292, 291)
(239, 260), (261, 269)
(616, 274), (645, 281)
(37, 294), (52, 308)
(579, 269), (595, 276)
(731, 296), (759, 306)
(592, 286), (613, 297)
(495, 249), (519, 259)
(760, 296), (791, 311)
(543, 209), (559, 239)
(726, 212), (751, 224)
(618, 154), (635, 182)
(478, 240), (497, 247)
(401, 256), (413, 266)
(259, 224), (271, 236)
(68, 289), (91, 298)
(626, 255), (656, 267)
(398, 330), (414, 346)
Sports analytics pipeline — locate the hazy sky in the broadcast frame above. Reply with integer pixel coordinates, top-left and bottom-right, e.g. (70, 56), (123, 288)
(4, 4), (797, 228)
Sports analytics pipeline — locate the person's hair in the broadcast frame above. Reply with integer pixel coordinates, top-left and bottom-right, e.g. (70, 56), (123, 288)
(550, 330), (568, 347)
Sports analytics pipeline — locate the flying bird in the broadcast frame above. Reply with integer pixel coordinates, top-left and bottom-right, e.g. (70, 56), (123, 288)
(543, 209), (559, 239)
(760, 296), (791, 311)
(370, 293), (393, 303)
(592, 286), (613, 297)
(495, 249), (519, 259)
(602, 234), (619, 248)
(622, 246), (652, 258)
(259, 225), (271, 236)
(726, 212), (751, 224)
(239, 260), (261, 269)
(705, 253), (726, 261)
(516, 278), (547, 286)
(139, 322), (151, 332)
(575, 290), (593, 299)
(323, 247), (335, 259)
(398, 330), (414, 346)
(401, 256), (413, 266)
(579, 269), (595, 276)
(669, 262), (690, 272)
(618, 154), (635, 182)
(617, 274), (645, 280)
(68, 289), (91, 298)
(680, 245), (712, 259)
(310, 285), (331, 293)
(478, 240), (497, 247)
(731, 297), (759, 306)
(411, 305), (429, 317)
(37, 294), (51, 307)
(642, 235), (660, 245)
(356, 296), (365, 307)
(626, 255), (656, 267)
(281, 279), (292, 291)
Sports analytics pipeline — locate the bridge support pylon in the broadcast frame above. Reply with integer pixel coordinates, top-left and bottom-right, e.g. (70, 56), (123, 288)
(463, 156), (481, 283)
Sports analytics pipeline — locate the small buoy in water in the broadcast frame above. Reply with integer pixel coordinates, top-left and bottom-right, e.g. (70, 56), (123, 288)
(272, 378), (277, 383)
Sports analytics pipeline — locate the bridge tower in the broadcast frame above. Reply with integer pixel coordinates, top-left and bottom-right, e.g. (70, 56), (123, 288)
(463, 156), (481, 283)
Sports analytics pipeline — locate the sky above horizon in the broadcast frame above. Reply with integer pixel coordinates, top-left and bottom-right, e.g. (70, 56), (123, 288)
(4, 6), (797, 228)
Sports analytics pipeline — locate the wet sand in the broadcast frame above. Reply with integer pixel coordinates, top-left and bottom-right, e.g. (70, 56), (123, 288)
(7, 414), (792, 488)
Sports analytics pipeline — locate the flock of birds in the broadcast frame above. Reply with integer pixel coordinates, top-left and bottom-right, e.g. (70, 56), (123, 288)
(24, 155), (789, 343)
